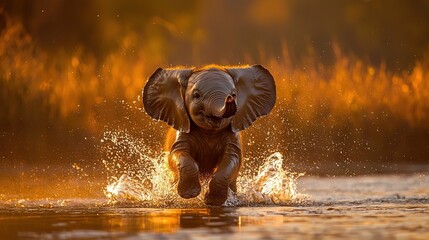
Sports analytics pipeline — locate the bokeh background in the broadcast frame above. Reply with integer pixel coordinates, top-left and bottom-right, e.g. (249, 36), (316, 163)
(1, 0), (429, 177)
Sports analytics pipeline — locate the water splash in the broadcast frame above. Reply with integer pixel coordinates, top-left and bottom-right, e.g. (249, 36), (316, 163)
(102, 130), (304, 207)
(237, 152), (304, 205)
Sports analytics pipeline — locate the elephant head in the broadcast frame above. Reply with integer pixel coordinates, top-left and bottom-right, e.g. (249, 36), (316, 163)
(143, 65), (276, 133)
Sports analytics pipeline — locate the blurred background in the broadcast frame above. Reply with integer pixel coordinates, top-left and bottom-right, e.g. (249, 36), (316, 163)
(1, 0), (428, 177)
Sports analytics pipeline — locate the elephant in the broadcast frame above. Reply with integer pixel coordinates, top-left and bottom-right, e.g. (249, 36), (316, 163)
(142, 65), (276, 206)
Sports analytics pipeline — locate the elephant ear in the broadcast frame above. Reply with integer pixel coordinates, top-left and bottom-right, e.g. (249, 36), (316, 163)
(226, 65), (276, 132)
(143, 68), (193, 133)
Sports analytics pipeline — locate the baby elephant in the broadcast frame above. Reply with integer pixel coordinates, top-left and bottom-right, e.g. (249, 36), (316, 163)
(143, 65), (276, 205)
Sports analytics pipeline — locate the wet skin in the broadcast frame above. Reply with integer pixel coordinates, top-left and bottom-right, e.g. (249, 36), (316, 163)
(143, 65), (276, 205)
(168, 125), (241, 206)
(168, 70), (240, 205)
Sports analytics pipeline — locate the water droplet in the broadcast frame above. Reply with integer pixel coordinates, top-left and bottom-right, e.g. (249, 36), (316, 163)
(101, 130), (304, 207)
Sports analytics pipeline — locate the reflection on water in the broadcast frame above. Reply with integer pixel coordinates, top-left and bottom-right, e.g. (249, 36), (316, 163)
(1, 202), (429, 239)
(1, 132), (428, 239)
(0, 174), (428, 239)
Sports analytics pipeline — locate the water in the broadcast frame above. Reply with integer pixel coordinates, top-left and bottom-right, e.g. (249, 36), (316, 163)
(101, 130), (302, 207)
(0, 131), (428, 239)
(0, 174), (428, 239)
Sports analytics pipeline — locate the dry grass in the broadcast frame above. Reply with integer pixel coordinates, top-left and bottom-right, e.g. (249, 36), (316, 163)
(1, 16), (428, 171)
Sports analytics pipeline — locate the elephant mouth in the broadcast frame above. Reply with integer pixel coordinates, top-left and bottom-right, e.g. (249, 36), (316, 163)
(205, 115), (224, 127)
(199, 102), (236, 128)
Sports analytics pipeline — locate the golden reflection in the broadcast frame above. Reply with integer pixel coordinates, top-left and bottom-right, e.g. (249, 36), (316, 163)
(99, 208), (291, 233)
(104, 210), (181, 233)
(100, 208), (235, 233)
(239, 215), (285, 226)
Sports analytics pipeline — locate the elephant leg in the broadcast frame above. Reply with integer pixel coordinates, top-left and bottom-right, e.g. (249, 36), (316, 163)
(205, 155), (240, 206)
(170, 151), (201, 199)
(229, 177), (238, 193)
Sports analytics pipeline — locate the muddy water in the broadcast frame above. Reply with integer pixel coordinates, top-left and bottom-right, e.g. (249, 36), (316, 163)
(1, 173), (428, 239)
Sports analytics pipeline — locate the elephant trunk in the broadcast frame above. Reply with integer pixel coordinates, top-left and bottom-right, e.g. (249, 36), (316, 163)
(210, 95), (237, 119)
(222, 96), (237, 118)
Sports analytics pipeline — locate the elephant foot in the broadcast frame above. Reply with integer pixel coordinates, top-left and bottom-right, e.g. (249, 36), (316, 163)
(204, 184), (228, 206)
(177, 174), (201, 199)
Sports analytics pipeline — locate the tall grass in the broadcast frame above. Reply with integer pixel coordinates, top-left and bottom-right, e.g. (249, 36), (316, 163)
(1, 16), (428, 172)
(254, 46), (429, 173)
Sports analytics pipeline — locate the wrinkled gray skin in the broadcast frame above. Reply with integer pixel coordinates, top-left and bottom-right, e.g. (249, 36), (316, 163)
(143, 65), (276, 206)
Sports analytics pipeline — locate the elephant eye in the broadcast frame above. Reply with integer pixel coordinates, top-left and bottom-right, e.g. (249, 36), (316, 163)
(193, 92), (201, 99)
